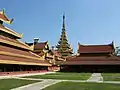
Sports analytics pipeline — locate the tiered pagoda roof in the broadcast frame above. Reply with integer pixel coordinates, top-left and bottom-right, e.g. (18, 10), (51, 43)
(34, 41), (48, 50)
(0, 10), (13, 24)
(78, 42), (115, 54)
(0, 24), (22, 39)
(61, 55), (120, 65)
(0, 10), (22, 39)
(56, 14), (73, 57)
(26, 39), (65, 66)
(0, 35), (30, 50)
(26, 39), (49, 54)
(61, 42), (120, 65)
(0, 10), (51, 66)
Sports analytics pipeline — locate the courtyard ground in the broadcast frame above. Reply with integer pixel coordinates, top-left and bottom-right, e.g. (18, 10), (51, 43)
(43, 81), (120, 90)
(102, 73), (120, 81)
(23, 72), (91, 80)
(0, 78), (39, 90)
(1, 72), (120, 90)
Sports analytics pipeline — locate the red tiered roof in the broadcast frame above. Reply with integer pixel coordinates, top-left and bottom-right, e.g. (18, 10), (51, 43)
(49, 50), (61, 57)
(78, 42), (114, 54)
(0, 24), (22, 39)
(0, 10), (51, 66)
(34, 42), (48, 50)
(0, 13), (9, 21)
(0, 35), (30, 50)
(61, 56), (120, 65)
(60, 42), (118, 65)
(0, 45), (51, 66)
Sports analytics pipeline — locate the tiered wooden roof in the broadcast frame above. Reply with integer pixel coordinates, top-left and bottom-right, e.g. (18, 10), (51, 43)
(0, 45), (51, 66)
(61, 42), (120, 65)
(27, 40), (65, 65)
(0, 10), (13, 24)
(0, 24), (22, 39)
(0, 35), (30, 50)
(61, 56), (120, 65)
(50, 50), (65, 61)
(78, 42), (115, 54)
(0, 10), (22, 39)
(34, 41), (48, 50)
(0, 10), (51, 66)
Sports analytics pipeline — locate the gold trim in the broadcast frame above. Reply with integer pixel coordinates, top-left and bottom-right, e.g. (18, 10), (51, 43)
(0, 25), (22, 38)
(0, 18), (13, 24)
(0, 38), (30, 50)
(0, 9), (13, 24)
(46, 53), (54, 58)
(20, 33), (23, 38)
(0, 51), (44, 60)
(57, 57), (65, 61)
(4, 26), (22, 38)
(0, 10), (4, 14)
(29, 44), (34, 51)
(0, 60), (51, 66)
(17, 40), (32, 50)
(30, 52), (44, 60)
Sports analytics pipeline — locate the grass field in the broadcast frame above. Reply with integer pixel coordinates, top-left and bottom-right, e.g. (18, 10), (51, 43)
(0, 78), (39, 90)
(43, 81), (120, 90)
(102, 73), (120, 81)
(23, 72), (91, 80)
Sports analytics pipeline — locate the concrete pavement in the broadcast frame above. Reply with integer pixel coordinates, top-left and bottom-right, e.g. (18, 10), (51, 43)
(87, 73), (103, 82)
(2, 73), (120, 90)
(11, 79), (61, 90)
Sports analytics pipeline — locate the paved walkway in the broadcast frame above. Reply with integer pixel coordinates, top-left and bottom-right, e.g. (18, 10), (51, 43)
(87, 73), (103, 82)
(11, 79), (61, 90)
(3, 73), (120, 90)
(0, 72), (55, 79)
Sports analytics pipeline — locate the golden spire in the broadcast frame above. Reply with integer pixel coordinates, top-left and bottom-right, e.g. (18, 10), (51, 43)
(62, 13), (65, 30)
(0, 9), (4, 14)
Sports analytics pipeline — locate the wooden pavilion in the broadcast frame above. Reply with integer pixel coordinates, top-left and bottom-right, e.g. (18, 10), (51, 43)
(26, 38), (65, 71)
(0, 10), (51, 72)
(60, 42), (120, 72)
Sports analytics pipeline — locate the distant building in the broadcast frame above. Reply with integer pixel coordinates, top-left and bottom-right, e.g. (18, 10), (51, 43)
(60, 41), (120, 72)
(1, 9), (120, 73)
(56, 14), (73, 57)
(26, 39), (65, 71)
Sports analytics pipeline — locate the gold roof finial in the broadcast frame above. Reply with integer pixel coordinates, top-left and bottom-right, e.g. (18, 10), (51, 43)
(0, 9), (14, 24)
(0, 9), (5, 14)
(20, 33), (23, 38)
(62, 12), (65, 29)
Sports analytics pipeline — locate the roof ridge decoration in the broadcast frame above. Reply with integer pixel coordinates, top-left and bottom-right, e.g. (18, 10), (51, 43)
(3, 26), (22, 38)
(78, 42), (114, 46)
(0, 51), (41, 60)
(30, 51), (44, 60)
(0, 9), (13, 24)
(17, 40), (33, 50)
(0, 60), (51, 66)
(0, 9), (22, 39)
(77, 42), (115, 54)
(0, 38), (31, 50)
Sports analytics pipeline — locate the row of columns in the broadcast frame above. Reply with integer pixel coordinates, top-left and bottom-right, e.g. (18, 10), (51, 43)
(0, 64), (48, 72)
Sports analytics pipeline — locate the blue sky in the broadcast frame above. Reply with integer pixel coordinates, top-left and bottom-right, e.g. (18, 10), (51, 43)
(1, 0), (120, 52)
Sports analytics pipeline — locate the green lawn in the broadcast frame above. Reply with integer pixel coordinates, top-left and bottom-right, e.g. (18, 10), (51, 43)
(23, 72), (91, 80)
(43, 81), (120, 90)
(102, 73), (120, 81)
(0, 78), (40, 90)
